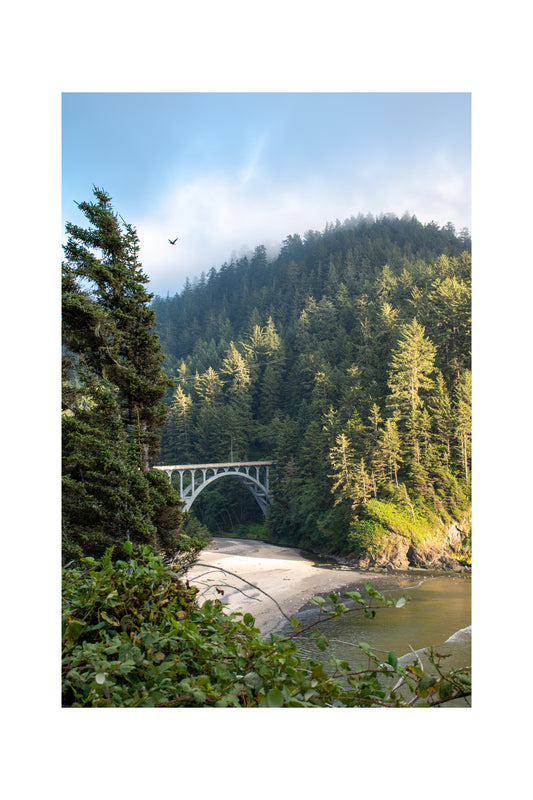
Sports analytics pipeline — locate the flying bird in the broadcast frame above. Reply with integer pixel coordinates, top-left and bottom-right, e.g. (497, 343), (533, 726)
(168, 237), (178, 245)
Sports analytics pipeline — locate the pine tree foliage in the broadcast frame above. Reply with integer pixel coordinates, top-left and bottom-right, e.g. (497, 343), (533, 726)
(151, 213), (471, 552)
(62, 187), (190, 562)
(387, 319), (436, 419)
(63, 187), (171, 467)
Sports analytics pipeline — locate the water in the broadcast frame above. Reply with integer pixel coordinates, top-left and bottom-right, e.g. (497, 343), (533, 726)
(277, 572), (471, 705)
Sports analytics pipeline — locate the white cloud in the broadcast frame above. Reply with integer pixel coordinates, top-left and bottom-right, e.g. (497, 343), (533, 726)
(137, 151), (470, 297)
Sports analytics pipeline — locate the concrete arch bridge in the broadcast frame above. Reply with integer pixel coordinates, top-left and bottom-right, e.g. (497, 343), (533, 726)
(153, 461), (275, 515)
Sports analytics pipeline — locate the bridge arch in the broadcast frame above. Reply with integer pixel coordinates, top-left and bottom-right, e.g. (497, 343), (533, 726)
(152, 461), (275, 515)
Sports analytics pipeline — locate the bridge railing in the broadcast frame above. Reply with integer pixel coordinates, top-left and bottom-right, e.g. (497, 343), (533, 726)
(153, 461), (276, 471)
(152, 461), (276, 514)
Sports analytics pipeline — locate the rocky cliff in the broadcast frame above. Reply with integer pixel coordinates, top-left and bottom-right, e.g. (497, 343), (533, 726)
(348, 519), (471, 571)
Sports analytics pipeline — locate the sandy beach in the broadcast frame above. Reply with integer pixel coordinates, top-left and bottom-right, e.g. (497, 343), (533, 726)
(186, 537), (388, 635)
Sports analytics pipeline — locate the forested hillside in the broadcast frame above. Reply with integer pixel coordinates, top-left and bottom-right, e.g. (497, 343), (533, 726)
(152, 214), (471, 564)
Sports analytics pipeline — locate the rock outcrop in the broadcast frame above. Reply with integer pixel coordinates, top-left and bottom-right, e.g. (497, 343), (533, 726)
(347, 519), (470, 571)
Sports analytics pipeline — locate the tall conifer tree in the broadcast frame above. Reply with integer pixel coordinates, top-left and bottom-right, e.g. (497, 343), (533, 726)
(63, 187), (171, 468)
(387, 318), (436, 420)
(62, 187), (182, 561)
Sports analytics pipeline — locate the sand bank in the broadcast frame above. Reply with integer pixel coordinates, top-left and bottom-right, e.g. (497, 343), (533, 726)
(186, 537), (390, 635)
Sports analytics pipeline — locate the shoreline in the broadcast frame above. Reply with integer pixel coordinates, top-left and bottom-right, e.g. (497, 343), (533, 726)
(186, 537), (418, 635)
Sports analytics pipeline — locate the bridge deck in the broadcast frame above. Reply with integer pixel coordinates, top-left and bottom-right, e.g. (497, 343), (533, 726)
(153, 461), (275, 470)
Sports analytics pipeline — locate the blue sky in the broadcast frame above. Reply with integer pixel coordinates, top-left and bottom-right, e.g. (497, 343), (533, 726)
(62, 92), (471, 297)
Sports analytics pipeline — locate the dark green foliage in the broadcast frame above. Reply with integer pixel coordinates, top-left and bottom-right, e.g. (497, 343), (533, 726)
(152, 214), (471, 555)
(62, 545), (341, 708)
(62, 545), (470, 707)
(191, 479), (264, 533)
(62, 187), (192, 563)
(63, 187), (171, 467)
(62, 388), (159, 560)
(347, 520), (382, 556)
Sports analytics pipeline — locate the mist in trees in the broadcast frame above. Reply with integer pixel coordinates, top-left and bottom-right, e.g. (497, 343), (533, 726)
(153, 213), (471, 553)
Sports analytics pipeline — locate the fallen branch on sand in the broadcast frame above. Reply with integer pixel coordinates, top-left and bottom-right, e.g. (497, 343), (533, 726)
(194, 576), (261, 603)
(190, 562), (292, 623)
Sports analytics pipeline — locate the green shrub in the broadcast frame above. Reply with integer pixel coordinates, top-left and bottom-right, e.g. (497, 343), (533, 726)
(62, 544), (470, 707)
(346, 519), (383, 556)
(62, 545), (342, 707)
(361, 499), (443, 546)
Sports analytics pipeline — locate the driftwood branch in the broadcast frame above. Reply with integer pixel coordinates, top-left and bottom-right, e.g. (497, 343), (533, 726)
(408, 643), (424, 671)
(194, 578), (261, 603)
(190, 562), (292, 622)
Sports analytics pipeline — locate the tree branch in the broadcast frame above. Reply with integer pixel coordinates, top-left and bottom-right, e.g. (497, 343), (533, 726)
(190, 562), (292, 622)
(194, 577), (261, 603)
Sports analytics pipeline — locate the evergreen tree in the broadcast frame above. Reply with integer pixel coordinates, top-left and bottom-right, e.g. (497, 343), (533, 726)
(366, 403), (385, 498)
(455, 370), (472, 483)
(329, 433), (356, 506)
(430, 370), (455, 469)
(167, 385), (193, 459)
(220, 342), (252, 456)
(259, 364), (281, 423)
(329, 434), (370, 512)
(62, 187), (183, 561)
(387, 318), (436, 420)
(194, 367), (223, 406)
(220, 342), (251, 398)
(378, 418), (403, 488)
(63, 186), (171, 468)
(426, 267), (471, 385)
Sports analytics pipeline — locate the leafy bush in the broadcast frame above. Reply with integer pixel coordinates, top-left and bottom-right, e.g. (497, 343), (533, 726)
(361, 499), (443, 547)
(346, 519), (383, 556)
(62, 544), (340, 707)
(62, 544), (470, 707)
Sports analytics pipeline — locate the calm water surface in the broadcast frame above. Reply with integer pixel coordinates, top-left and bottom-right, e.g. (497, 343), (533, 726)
(277, 572), (471, 704)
